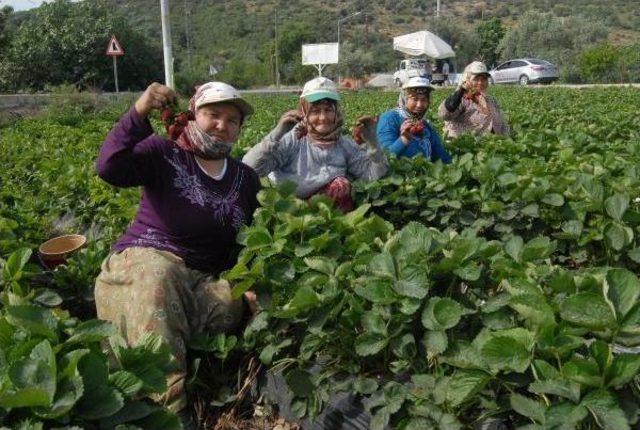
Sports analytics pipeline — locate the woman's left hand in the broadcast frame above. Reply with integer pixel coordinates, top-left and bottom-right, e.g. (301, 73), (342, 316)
(353, 115), (379, 147)
(243, 291), (258, 315)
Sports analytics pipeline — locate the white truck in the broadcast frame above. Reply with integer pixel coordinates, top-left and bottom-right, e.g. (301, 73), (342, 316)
(393, 59), (428, 87)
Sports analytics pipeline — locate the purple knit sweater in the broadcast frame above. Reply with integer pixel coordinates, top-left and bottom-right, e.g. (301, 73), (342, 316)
(96, 107), (260, 275)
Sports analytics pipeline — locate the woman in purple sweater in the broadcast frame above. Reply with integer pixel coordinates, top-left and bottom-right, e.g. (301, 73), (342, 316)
(94, 81), (260, 423)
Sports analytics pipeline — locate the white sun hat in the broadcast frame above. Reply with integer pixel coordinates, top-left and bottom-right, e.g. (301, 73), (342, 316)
(402, 76), (434, 90)
(193, 81), (254, 117)
(300, 77), (340, 103)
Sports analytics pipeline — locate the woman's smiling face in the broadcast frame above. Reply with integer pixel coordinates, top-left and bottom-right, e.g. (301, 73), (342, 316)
(307, 100), (337, 134)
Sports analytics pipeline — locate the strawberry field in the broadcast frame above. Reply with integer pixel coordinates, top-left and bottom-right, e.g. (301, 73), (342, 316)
(2, 86), (640, 429)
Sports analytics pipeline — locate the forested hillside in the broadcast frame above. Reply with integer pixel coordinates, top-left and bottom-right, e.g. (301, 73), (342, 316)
(1, 0), (638, 90)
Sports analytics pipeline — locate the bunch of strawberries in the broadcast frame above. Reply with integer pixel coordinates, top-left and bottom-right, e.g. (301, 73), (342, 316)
(160, 104), (194, 140)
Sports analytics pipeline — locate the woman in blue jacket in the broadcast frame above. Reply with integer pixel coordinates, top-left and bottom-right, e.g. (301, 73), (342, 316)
(376, 76), (451, 163)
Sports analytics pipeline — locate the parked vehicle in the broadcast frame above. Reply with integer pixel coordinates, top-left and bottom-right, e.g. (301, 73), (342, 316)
(489, 58), (559, 85)
(393, 59), (428, 87)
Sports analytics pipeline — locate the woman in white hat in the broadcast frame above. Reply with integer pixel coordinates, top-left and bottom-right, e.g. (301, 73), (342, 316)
(243, 76), (388, 212)
(376, 76), (451, 162)
(94, 81), (259, 425)
(438, 61), (509, 138)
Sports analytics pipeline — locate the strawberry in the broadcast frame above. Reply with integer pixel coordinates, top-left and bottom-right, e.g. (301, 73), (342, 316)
(168, 124), (181, 140)
(175, 112), (189, 126)
(353, 125), (365, 145)
(410, 121), (425, 136)
(160, 107), (173, 124)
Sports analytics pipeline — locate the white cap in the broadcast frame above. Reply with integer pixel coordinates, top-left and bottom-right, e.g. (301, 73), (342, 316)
(193, 81), (254, 117)
(402, 76), (433, 90)
(300, 77), (340, 103)
(463, 61), (490, 77)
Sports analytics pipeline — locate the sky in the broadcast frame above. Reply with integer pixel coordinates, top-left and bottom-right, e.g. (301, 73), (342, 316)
(1, 0), (57, 11)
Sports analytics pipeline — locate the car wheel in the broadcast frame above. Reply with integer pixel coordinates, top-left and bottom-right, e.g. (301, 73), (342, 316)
(489, 76), (495, 85)
(519, 75), (529, 86)
(395, 78), (402, 88)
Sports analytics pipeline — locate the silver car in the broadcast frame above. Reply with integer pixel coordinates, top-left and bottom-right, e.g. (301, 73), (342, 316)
(489, 58), (559, 85)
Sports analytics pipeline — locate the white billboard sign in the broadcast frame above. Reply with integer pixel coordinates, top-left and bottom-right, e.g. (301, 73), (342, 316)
(302, 43), (339, 66)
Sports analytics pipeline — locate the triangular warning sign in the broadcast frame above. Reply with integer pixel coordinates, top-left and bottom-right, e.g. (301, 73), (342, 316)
(106, 35), (125, 56)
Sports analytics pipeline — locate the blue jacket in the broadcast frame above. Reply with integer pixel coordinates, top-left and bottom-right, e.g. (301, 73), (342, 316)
(376, 109), (452, 164)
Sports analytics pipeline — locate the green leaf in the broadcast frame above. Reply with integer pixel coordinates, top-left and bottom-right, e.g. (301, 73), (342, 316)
(354, 279), (397, 304)
(605, 268), (640, 319)
(303, 256), (336, 276)
(394, 264), (430, 298)
(276, 286), (320, 318)
(563, 359), (602, 387)
(605, 193), (629, 221)
(606, 354), (640, 388)
(581, 389), (630, 430)
(521, 236), (556, 262)
(453, 262), (482, 281)
(285, 369), (314, 397)
(505, 235), (524, 262)
(34, 375), (83, 419)
(75, 352), (124, 419)
(561, 220), (583, 238)
(510, 393), (545, 423)
(353, 377), (378, 395)
(542, 193), (565, 207)
(590, 340), (612, 372)
(509, 294), (555, 327)
(604, 221), (627, 251)
(109, 371), (144, 398)
(369, 251), (396, 279)
(355, 332), (388, 356)
(445, 370), (490, 408)
(560, 292), (616, 330)
(0, 340), (57, 408)
(424, 330), (448, 358)
(529, 379), (581, 403)
(98, 400), (154, 429)
(481, 335), (533, 373)
(32, 289), (63, 307)
(66, 319), (116, 345)
(6, 305), (58, 341)
(362, 312), (387, 335)
(393, 222), (433, 257)
(391, 333), (416, 359)
(3, 247), (32, 282)
(544, 402), (588, 428)
(422, 297), (465, 331)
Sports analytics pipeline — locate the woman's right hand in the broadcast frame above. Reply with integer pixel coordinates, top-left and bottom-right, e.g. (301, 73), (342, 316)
(134, 83), (177, 118)
(273, 110), (303, 140)
(399, 119), (414, 144)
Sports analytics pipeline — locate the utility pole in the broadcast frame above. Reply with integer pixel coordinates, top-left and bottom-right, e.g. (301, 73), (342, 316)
(160, 0), (174, 88)
(274, 7), (280, 89)
(184, 0), (191, 71)
(436, 0), (441, 17)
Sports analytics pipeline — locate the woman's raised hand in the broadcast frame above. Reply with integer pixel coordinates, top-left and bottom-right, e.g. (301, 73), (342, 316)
(353, 115), (379, 148)
(134, 82), (178, 118)
(273, 110), (303, 141)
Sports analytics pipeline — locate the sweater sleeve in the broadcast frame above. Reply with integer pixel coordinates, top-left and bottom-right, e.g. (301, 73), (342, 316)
(242, 128), (297, 177)
(428, 127), (452, 164)
(444, 88), (465, 112)
(438, 92), (466, 121)
(343, 137), (389, 181)
(95, 107), (161, 188)
(376, 111), (408, 156)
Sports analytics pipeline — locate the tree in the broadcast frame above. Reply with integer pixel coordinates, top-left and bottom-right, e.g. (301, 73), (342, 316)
(0, 0), (162, 92)
(498, 11), (608, 68)
(0, 5), (12, 51)
(475, 18), (505, 68)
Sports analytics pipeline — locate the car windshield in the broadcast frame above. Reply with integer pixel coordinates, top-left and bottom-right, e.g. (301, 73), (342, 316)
(528, 59), (552, 66)
(408, 60), (427, 69)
